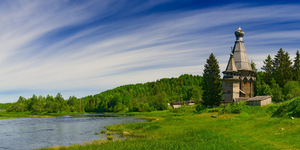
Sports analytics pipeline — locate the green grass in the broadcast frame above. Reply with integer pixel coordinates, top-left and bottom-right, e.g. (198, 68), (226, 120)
(41, 98), (300, 150)
(0, 111), (96, 119)
(0, 112), (46, 119)
(272, 97), (300, 117)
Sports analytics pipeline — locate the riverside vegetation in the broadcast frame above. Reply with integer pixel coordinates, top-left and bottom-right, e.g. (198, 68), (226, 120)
(40, 97), (300, 150)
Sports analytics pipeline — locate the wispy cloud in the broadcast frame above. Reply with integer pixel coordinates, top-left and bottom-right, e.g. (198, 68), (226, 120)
(0, 1), (300, 102)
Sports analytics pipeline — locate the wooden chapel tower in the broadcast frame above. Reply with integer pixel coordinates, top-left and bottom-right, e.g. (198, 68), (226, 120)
(222, 26), (256, 103)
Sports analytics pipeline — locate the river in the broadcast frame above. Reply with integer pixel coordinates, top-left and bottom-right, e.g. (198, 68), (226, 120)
(0, 114), (144, 150)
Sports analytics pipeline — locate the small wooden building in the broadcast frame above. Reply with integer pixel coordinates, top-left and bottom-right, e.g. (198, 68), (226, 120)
(246, 96), (271, 106)
(171, 102), (185, 108)
(185, 100), (195, 105)
(233, 97), (249, 103)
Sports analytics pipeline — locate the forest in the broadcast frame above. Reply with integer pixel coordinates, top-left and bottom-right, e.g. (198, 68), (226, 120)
(6, 74), (203, 113)
(255, 49), (300, 101)
(5, 48), (300, 113)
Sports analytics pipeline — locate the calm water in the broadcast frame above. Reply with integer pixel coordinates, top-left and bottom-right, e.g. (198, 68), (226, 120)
(0, 114), (144, 150)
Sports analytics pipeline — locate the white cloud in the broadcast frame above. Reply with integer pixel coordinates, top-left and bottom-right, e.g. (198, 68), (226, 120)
(0, 1), (300, 102)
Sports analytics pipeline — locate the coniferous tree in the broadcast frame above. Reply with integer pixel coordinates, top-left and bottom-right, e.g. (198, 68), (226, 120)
(293, 50), (300, 81)
(202, 53), (222, 106)
(251, 60), (257, 73)
(251, 61), (258, 96)
(261, 55), (273, 85)
(273, 48), (293, 87)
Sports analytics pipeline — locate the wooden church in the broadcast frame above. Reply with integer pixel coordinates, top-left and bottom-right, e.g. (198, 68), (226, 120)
(222, 26), (256, 103)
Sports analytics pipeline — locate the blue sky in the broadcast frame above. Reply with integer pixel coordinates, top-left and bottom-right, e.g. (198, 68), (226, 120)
(0, 0), (300, 103)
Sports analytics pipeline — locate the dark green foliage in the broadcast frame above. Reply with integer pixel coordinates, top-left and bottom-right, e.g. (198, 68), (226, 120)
(260, 49), (299, 102)
(202, 53), (222, 106)
(283, 81), (300, 100)
(273, 48), (293, 87)
(269, 78), (283, 102)
(6, 94), (77, 113)
(251, 61), (258, 96)
(255, 72), (272, 96)
(0, 103), (12, 110)
(151, 92), (168, 110)
(272, 97), (300, 117)
(6, 96), (27, 112)
(261, 55), (273, 85)
(90, 74), (203, 112)
(195, 104), (207, 113)
(251, 60), (257, 74)
(7, 74), (203, 113)
(293, 50), (300, 81)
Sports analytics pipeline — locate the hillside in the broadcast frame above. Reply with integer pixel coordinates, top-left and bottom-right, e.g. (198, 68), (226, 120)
(6, 74), (203, 113)
(272, 97), (300, 117)
(82, 74), (203, 112)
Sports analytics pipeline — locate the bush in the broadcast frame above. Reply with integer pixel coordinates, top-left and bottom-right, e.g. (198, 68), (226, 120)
(100, 130), (106, 134)
(107, 136), (113, 141)
(195, 104), (207, 113)
(283, 81), (300, 100)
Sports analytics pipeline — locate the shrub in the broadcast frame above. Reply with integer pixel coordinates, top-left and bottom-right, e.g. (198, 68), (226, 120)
(100, 130), (106, 134)
(107, 136), (113, 141)
(283, 81), (300, 100)
(195, 104), (208, 113)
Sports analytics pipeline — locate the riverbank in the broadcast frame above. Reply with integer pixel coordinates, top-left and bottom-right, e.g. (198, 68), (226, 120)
(0, 111), (94, 119)
(40, 103), (300, 150)
(0, 112), (53, 119)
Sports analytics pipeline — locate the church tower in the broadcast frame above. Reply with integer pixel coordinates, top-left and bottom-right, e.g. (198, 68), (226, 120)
(222, 26), (256, 103)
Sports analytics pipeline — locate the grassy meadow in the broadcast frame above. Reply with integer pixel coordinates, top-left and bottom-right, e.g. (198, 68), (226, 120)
(41, 97), (300, 150)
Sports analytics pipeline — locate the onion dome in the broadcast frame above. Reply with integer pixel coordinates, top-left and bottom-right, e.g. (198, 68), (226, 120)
(235, 26), (244, 37)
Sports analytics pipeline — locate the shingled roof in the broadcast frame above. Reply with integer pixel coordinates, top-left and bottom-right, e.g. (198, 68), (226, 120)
(247, 96), (271, 101)
(224, 53), (238, 72)
(232, 26), (253, 71)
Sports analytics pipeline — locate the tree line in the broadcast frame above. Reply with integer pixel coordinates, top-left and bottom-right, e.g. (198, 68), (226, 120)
(6, 74), (203, 113)
(256, 49), (300, 101)
(5, 48), (300, 113)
